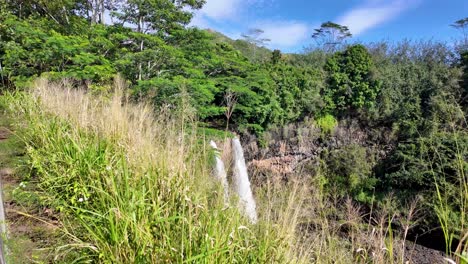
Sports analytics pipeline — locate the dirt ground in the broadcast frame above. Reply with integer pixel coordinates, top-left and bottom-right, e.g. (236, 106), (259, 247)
(0, 128), (9, 141)
(404, 241), (450, 264)
(0, 121), (63, 263)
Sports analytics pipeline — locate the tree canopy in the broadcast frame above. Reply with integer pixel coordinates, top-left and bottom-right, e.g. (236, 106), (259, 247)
(312, 21), (352, 52)
(323, 44), (381, 116)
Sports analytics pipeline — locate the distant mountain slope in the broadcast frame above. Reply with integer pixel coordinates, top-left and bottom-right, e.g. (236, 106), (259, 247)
(205, 29), (273, 62)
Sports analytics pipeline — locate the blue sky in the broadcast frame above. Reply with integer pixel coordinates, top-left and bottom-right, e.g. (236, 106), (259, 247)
(190, 0), (468, 52)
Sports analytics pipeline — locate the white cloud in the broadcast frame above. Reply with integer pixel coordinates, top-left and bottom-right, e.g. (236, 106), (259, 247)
(198, 0), (242, 21)
(337, 0), (420, 36)
(255, 21), (310, 49)
(189, 0), (309, 51)
(191, 0), (264, 24)
(189, 13), (210, 28)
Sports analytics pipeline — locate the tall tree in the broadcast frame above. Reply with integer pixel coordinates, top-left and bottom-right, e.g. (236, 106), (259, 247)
(223, 90), (237, 131)
(112, 0), (204, 80)
(312, 21), (352, 53)
(113, 0), (205, 35)
(84, 0), (110, 24)
(241, 28), (270, 61)
(271, 49), (282, 65)
(323, 44), (381, 116)
(452, 18), (468, 107)
(460, 49), (468, 108)
(4, 0), (79, 25)
(452, 18), (468, 40)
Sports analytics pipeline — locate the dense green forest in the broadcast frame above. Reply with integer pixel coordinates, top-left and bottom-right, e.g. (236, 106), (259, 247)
(0, 0), (467, 263)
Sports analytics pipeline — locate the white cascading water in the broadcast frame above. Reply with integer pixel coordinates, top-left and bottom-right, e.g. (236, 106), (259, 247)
(231, 137), (258, 223)
(209, 141), (229, 204)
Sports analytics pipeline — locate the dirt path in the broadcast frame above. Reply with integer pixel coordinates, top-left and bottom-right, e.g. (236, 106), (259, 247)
(0, 129), (8, 141)
(0, 128), (9, 264)
(0, 115), (63, 263)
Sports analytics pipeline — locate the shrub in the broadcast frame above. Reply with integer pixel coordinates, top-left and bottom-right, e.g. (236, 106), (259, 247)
(324, 44), (381, 116)
(316, 114), (338, 136)
(321, 144), (377, 201)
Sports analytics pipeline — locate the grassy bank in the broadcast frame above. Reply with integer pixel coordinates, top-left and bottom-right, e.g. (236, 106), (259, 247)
(1, 99), (65, 263)
(1, 79), (305, 263)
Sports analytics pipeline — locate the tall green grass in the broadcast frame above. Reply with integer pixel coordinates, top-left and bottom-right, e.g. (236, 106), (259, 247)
(417, 99), (468, 262)
(1, 79), (304, 263)
(4, 78), (462, 263)
(430, 129), (468, 261)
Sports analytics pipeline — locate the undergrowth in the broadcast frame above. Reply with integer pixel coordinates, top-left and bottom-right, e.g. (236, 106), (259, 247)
(1, 78), (304, 263)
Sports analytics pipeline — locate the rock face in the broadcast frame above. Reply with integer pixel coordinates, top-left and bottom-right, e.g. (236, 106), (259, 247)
(249, 155), (310, 176)
(242, 119), (394, 180)
(249, 156), (299, 175)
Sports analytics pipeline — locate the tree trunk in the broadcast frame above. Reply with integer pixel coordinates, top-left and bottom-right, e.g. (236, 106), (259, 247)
(138, 39), (144, 81)
(91, 0), (98, 24)
(99, 0), (105, 24)
(63, 6), (69, 25)
(0, 60), (4, 86)
(137, 15), (143, 33)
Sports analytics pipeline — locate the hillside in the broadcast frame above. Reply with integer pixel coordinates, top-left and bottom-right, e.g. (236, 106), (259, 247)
(206, 29), (274, 62)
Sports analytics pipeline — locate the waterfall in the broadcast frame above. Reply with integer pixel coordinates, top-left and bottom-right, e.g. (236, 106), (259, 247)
(231, 137), (258, 223)
(210, 141), (229, 204)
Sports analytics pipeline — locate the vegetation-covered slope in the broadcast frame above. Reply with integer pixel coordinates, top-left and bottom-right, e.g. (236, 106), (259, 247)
(0, 0), (467, 262)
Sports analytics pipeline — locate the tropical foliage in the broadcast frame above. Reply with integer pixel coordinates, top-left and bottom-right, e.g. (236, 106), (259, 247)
(1, 1), (468, 262)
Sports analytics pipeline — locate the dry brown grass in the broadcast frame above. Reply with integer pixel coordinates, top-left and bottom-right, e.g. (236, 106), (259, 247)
(33, 77), (196, 176)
